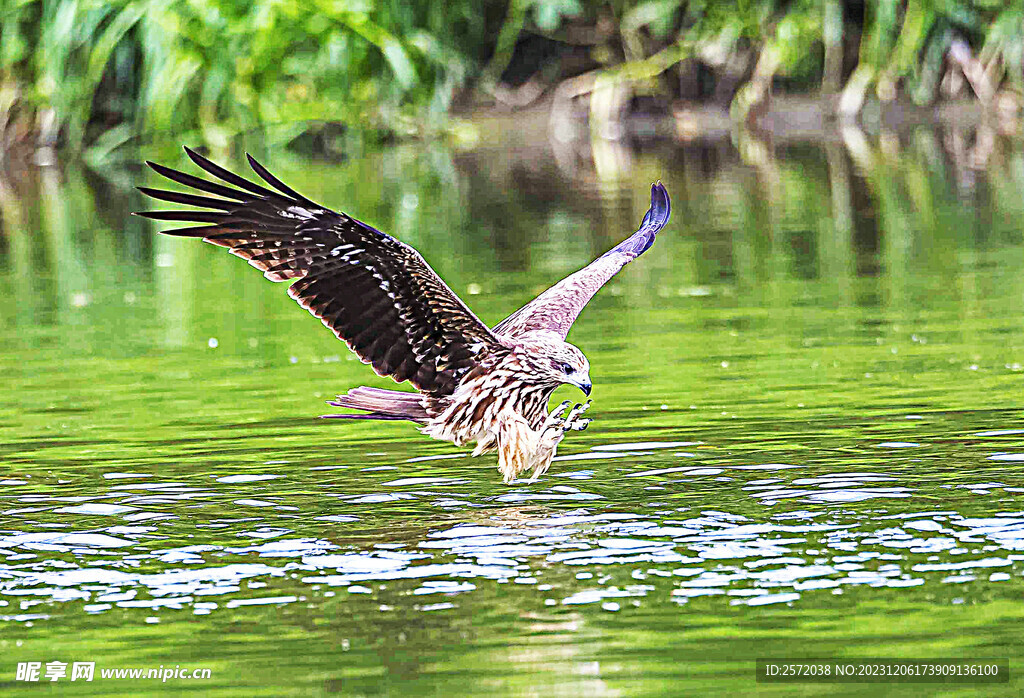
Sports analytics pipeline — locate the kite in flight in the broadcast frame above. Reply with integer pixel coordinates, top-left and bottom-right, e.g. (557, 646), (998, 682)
(137, 148), (670, 483)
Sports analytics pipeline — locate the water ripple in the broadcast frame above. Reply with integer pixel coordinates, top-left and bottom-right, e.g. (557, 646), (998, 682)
(2, 443), (1024, 626)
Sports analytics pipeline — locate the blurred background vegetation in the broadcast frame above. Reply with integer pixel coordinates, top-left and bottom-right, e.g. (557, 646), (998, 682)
(0, 0), (1021, 159)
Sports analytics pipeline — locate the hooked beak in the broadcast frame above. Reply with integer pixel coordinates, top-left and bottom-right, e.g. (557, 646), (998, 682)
(576, 376), (592, 396)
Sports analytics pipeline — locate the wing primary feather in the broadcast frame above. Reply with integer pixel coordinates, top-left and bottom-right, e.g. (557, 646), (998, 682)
(145, 161), (249, 201)
(135, 210), (228, 223)
(136, 186), (237, 211)
(246, 153), (318, 206)
(183, 146), (278, 199)
(155, 225), (226, 238)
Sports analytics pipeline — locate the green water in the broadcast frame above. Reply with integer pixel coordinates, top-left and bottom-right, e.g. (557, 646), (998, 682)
(2, 127), (1024, 696)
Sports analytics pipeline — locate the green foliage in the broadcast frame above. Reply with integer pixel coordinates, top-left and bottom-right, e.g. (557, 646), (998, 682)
(531, 0), (580, 33)
(0, 0), (1021, 155)
(2, 0), (498, 152)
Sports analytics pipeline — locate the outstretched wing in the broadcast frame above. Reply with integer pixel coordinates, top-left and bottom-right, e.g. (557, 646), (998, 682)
(136, 147), (502, 396)
(493, 182), (671, 340)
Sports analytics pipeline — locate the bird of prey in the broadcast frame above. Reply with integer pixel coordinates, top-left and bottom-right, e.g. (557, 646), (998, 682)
(137, 148), (671, 483)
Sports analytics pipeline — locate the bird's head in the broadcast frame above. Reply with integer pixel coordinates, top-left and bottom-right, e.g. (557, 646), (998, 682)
(515, 335), (592, 396)
(549, 342), (592, 396)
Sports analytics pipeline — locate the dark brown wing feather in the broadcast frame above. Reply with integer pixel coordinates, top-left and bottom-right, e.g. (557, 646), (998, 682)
(136, 147), (501, 396)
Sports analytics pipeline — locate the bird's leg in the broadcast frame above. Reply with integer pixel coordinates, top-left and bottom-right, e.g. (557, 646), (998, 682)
(529, 427), (563, 482)
(528, 400), (593, 482)
(543, 400), (573, 429)
(497, 409), (535, 484)
(543, 399), (592, 434)
(542, 399), (590, 432)
(563, 400), (593, 432)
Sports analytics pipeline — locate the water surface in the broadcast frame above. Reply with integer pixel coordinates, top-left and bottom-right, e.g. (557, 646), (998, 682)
(2, 126), (1024, 695)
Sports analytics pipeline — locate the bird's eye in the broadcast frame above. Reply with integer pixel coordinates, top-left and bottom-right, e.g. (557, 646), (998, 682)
(559, 362), (573, 375)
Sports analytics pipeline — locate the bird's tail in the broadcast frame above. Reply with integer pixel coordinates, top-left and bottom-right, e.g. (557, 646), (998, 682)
(321, 387), (429, 423)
